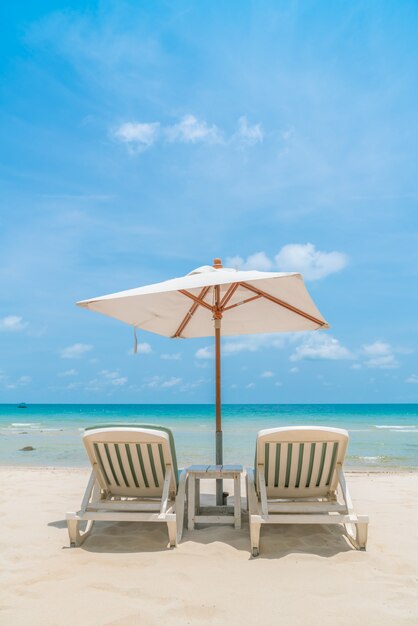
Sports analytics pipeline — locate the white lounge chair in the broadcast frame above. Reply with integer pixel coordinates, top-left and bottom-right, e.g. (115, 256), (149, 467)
(246, 426), (369, 556)
(66, 425), (187, 548)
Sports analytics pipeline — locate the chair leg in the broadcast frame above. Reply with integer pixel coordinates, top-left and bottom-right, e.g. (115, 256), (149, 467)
(355, 522), (368, 550)
(167, 521), (177, 548)
(67, 516), (94, 547)
(176, 470), (187, 543)
(250, 520), (261, 557)
(345, 519), (368, 550)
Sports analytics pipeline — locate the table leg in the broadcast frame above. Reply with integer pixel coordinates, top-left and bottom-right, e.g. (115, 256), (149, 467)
(234, 473), (241, 530)
(188, 474), (195, 530)
(195, 478), (200, 515)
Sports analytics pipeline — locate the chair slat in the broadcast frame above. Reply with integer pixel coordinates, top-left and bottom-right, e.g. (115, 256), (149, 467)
(264, 443), (270, 486)
(284, 443), (293, 488)
(124, 443), (140, 488)
(295, 443), (305, 488)
(107, 443), (126, 488)
(326, 442), (339, 487)
(315, 442), (328, 487)
(103, 443), (120, 487)
(93, 442), (111, 486)
(299, 442), (311, 489)
(114, 443), (130, 488)
(267, 443), (276, 488)
(135, 443), (150, 488)
(274, 443), (281, 488)
(278, 440), (288, 489)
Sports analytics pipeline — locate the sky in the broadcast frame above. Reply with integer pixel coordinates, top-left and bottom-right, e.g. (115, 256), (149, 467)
(1, 0), (418, 404)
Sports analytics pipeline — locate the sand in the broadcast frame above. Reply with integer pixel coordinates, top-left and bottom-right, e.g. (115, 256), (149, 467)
(1, 467), (417, 626)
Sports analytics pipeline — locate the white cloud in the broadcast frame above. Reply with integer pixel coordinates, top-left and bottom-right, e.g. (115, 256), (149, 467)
(246, 382), (256, 389)
(161, 377), (182, 388)
(61, 343), (93, 359)
(406, 374), (418, 384)
(290, 367), (299, 374)
(226, 251), (273, 271)
(166, 115), (222, 144)
(226, 244), (348, 280)
(362, 341), (399, 369)
(275, 243), (348, 280)
(0, 315), (27, 332)
(351, 363), (362, 370)
(113, 122), (160, 152)
(275, 381), (283, 387)
(59, 369), (78, 377)
(224, 334), (285, 355)
(136, 342), (152, 354)
(180, 378), (206, 392)
(235, 116), (264, 145)
(196, 334), (286, 360)
(260, 370), (274, 378)
(161, 352), (182, 361)
(18, 376), (31, 385)
(290, 333), (352, 362)
(142, 375), (182, 389)
(195, 346), (213, 360)
(112, 377), (128, 386)
(99, 370), (119, 379)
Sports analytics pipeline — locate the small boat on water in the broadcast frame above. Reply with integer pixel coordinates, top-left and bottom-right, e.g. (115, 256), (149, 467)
(17, 403), (28, 409)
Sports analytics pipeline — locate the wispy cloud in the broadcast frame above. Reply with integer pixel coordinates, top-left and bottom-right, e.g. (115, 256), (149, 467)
(406, 374), (418, 384)
(235, 116), (264, 146)
(61, 343), (93, 359)
(290, 334), (352, 361)
(195, 334), (285, 359)
(227, 244), (348, 280)
(112, 114), (265, 154)
(85, 369), (128, 391)
(362, 341), (399, 369)
(0, 315), (28, 332)
(195, 346), (213, 360)
(142, 375), (182, 389)
(260, 370), (274, 378)
(112, 122), (160, 152)
(58, 369), (78, 377)
(165, 115), (222, 144)
(161, 352), (182, 360)
(226, 252), (273, 271)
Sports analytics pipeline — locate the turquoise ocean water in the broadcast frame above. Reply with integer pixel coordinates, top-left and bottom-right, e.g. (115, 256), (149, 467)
(1, 404), (417, 470)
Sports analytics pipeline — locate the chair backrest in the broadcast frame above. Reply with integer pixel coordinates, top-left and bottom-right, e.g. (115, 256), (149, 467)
(83, 426), (178, 498)
(255, 426), (349, 498)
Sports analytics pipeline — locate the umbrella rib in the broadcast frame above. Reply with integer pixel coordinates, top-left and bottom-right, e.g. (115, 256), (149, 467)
(240, 282), (328, 327)
(177, 289), (214, 311)
(223, 294), (262, 311)
(219, 283), (239, 309)
(172, 286), (211, 338)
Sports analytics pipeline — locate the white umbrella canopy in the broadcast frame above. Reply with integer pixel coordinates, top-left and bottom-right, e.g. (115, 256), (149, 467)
(78, 262), (329, 337)
(77, 258), (329, 504)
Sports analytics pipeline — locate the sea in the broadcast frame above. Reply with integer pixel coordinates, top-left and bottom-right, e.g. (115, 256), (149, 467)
(1, 404), (417, 470)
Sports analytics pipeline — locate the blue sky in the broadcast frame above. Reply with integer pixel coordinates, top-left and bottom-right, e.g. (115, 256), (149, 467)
(1, 0), (418, 403)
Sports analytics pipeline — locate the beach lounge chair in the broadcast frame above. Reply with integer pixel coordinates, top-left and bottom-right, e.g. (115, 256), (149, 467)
(66, 425), (187, 548)
(246, 426), (369, 556)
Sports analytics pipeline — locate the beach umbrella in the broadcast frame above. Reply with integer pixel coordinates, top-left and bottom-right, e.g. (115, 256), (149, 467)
(77, 258), (329, 504)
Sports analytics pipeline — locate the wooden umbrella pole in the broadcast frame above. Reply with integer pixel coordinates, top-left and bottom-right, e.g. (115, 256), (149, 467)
(213, 259), (224, 506)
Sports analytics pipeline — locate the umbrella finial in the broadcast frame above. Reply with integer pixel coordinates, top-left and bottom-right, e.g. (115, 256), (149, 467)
(213, 258), (223, 269)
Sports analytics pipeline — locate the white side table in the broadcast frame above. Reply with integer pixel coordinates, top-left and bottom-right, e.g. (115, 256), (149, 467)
(187, 464), (243, 530)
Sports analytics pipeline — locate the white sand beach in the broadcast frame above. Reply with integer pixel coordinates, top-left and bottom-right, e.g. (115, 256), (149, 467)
(1, 467), (417, 625)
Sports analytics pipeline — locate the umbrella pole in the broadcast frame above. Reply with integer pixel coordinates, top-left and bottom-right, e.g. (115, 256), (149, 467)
(215, 316), (223, 506)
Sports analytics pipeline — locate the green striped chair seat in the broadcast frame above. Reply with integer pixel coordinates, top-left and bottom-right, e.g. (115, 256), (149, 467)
(83, 426), (179, 498)
(254, 426), (349, 498)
